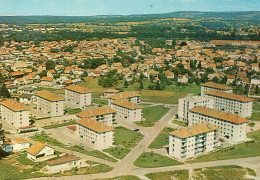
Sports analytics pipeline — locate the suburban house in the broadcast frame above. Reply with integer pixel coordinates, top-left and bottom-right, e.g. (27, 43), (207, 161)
(2, 138), (30, 153)
(76, 118), (114, 149)
(26, 141), (54, 161)
(102, 89), (119, 98)
(40, 76), (55, 87)
(65, 84), (92, 108)
(36, 90), (64, 117)
(201, 82), (233, 96)
(0, 99), (30, 129)
(169, 123), (219, 159)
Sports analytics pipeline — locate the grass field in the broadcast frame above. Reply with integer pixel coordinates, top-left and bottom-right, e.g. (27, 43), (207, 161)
(253, 102), (260, 111)
(188, 130), (260, 163)
(134, 152), (183, 168)
(249, 111), (260, 121)
(135, 105), (170, 127)
(42, 121), (76, 130)
(80, 77), (106, 98)
(193, 165), (256, 180)
(103, 147), (131, 159)
(114, 127), (143, 148)
(64, 108), (82, 114)
(145, 169), (189, 180)
(172, 120), (187, 127)
(149, 127), (176, 149)
(92, 99), (109, 106)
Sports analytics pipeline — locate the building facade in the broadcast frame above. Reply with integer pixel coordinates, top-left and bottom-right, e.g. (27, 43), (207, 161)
(178, 95), (214, 123)
(205, 90), (253, 118)
(0, 99), (29, 129)
(108, 91), (141, 106)
(36, 90), (64, 117)
(65, 84), (92, 108)
(169, 123), (218, 159)
(188, 106), (248, 143)
(201, 82), (233, 96)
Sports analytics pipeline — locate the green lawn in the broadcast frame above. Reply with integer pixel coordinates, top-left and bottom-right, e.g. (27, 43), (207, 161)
(172, 120), (187, 127)
(145, 170), (189, 180)
(249, 111), (260, 121)
(64, 108), (82, 115)
(42, 121), (76, 130)
(114, 127), (143, 148)
(16, 153), (35, 165)
(135, 105), (170, 127)
(165, 83), (201, 95)
(92, 99), (108, 106)
(188, 131), (260, 163)
(30, 132), (117, 162)
(80, 77), (106, 98)
(149, 127), (176, 149)
(193, 165), (256, 180)
(103, 147), (130, 159)
(134, 152), (183, 168)
(253, 102), (260, 111)
(97, 175), (142, 180)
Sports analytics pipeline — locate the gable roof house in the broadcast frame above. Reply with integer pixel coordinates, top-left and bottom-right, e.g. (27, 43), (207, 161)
(26, 141), (54, 161)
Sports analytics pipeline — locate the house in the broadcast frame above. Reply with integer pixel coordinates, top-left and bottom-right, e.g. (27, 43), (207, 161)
(11, 61), (28, 71)
(76, 118), (114, 149)
(65, 85), (92, 108)
(19, 94), (35, 105)
(250, 75), (260, 86)
(18, 87), (35, 94)
(169, 123), (219, 159)
(188, 106), (248, 143)
(163, 71), (175, 80)
(46, 155), (84, 173)
(177, 74), (189, 83)
(26, 141), (54, 161)
(40, 76), (55, 87)
(6, 85), (19, 94)
(102, 89), (119, 98)
(36, 90), (64, 117)
(10, 71), (24, 78)
(2, 138), (30, 153)
(110, 99), (142, 122)
(76, 106), (117, 126)
(251, 63), (259, 72)
(201, 82), (233, 96)
(227, 75), (236, 84)
(0, 99), (30, 129)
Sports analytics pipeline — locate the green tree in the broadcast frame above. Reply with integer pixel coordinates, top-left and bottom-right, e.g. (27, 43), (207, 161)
(39, 70), (47, 77)
(46, 60), (56, 70)
(155, 81), (162, 90)
(255, 85), (259, 95)
(197, 61), (202, 69)
(0, 123), (5, 145)
(0, 84), (10, 98)
(140, 81), (144, 89)
(212, 77), (219, 83)
(124, 80), (129, 87)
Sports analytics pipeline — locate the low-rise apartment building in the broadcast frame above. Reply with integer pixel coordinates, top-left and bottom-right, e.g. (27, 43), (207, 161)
(205, 90), (253, 118)
(169, 123), (219, 159)
(178, 95), (214, 123)
(65, 84), (92, 108)
(108, 91), (141, 106)
(110, 99), (142, 122)
(76, 106), (117, 126)
(188, 106), (248, 143)
(0, 99), (29, 129)
(201, 82), (233, 96)
(76, 118), (114, 149)
(36, 90), (64, 117)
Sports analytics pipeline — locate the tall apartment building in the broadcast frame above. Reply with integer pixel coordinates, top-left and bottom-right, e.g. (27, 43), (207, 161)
(0, 99), (29, 129)
(110, 99), (142, 122)
(188, 106), (248, 143)
(205, 90), (253, 118)
(178, 95), (214, 123)
(76, 118), (114, 149)
(201, 82), (233, 96)
(108, 91), (141, 106)
(36, 90), (64, 117)
(169, 123), (218, 159)
(76, 106), (117, 126)
(65, 85), (92, 108)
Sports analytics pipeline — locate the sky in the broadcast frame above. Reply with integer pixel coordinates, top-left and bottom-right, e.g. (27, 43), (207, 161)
(0, 0), (259, 16)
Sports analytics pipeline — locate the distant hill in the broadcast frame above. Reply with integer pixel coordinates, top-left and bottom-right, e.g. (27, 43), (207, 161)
(0, 11), (259, 25)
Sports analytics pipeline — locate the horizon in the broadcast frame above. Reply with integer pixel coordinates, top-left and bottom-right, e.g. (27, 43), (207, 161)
(0, 0), (259, 16)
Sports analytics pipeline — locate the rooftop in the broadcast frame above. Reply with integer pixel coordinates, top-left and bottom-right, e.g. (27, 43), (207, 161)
(111, 99), (142, 110)
(0, 99), (29, 111)
(46, 155), (80, 166)
(76, 106), (116, 118)
(26, 141), (47, 156)
(36, 90), (64, 102)
(109, 91), (140, 100)
(77, 118), (114, 133)
(65, 84), (92, 94)
(206, 90), (253, 102)
(202, 82), (233, 90)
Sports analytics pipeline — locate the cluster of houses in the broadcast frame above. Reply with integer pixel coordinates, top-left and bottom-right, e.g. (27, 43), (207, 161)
(170, 82), (252, 159)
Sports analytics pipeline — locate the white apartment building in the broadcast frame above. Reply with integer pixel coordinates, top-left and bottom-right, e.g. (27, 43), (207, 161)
(188, 106), (248, 143)
(201, 82), (233, 96)
(76, 106), (117, 126)
(76, 118), (114, 149)
(108, 91), (141, 106)
(169, 123), (219, 159)
(65, 84), (92, 108)
(110, 99), (142, 122)
(0, 99), (29, 129)
(205, 90), (253, 118)
(178, 95), (214, 123)
(36, 90), (64, 117)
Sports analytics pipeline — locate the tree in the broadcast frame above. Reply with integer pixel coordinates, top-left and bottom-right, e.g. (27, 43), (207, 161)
(255, 85), (259, 95)
(124, 81), (129, 87)
(197, 61), (202, 69)
(46, 60), (56, 70)
(155, 81), (162, 90)
(39, 70), (47, 78)
(0, 123), (4, 145)
(212, 77), (219, 83)
(140, 81), (144, 89)
(0, 84), (10, 98)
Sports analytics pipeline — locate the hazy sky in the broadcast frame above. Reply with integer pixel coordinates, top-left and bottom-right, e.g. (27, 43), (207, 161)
(0, 0), (259, 16)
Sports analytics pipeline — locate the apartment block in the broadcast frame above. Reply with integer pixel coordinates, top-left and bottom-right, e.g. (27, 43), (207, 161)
(178, 95), (214, 123)
(110, 99), (142, 122)
(188, 106), (248, 143)
(36, 90), (64, 117)
(169, 123), (218, 159)
(201, 82), (233, 96)
(108, 91), (141, 106)
(76, 106), (117, 126)
(76, 118), (114, 149)
(65, 85), (92, 108)
(0, 99), (29, 129)
(205, 90), (253, 118)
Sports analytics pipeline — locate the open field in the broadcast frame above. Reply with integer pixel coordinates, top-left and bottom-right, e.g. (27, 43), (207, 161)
(145, 169), (189, 180)
(172, 120), (187, 127)
(134, 152), (183, 168)
(249, 111), (260, 121)
(136, 105), (170, 127)
(103, 147), (131, 159)
(149, 127), (176, 149)
(80, 77), (107, 97)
